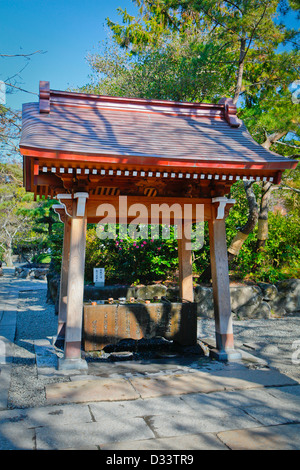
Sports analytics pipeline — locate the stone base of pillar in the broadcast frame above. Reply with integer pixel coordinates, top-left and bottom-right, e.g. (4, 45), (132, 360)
(58, 357), (88, 371)
(209, 348), (242, 362)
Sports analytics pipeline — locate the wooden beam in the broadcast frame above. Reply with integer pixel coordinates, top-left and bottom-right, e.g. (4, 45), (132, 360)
(87, 196), (212, 223)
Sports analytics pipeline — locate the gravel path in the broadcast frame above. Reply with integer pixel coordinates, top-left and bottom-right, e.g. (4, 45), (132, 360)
(198, 316), (300, 382)
(8, 289), (66, 409)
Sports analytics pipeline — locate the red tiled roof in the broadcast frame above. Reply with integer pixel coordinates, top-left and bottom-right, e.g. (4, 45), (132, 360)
(19, 82), (297, 172)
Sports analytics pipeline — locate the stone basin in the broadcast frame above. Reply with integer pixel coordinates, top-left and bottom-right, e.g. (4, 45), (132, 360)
(83, 302), (197, 351)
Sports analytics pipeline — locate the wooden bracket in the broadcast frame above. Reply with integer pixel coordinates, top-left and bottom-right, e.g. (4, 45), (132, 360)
(56, 193), (73, 217)
(52, 204), (69, 223)
(212, 197), (235, 219)
(56, 192), (89, 217)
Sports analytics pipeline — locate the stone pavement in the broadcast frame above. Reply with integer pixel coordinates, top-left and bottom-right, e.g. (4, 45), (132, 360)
(0, 269), (300, 451)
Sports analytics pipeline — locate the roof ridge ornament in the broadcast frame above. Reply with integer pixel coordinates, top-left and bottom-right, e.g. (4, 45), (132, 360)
(218, 97), (242, 128)
(39, 81), (50, 113)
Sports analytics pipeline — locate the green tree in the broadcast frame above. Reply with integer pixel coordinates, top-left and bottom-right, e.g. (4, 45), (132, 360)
(0, 105), (21, 162)
(106, 0), (299, 103)
(80, 1), (297, 279)
(0, 163), (57, 266)
(80, 32), (233, 102)
(0, 163), (33, 265)
(77, 1), (299, 284)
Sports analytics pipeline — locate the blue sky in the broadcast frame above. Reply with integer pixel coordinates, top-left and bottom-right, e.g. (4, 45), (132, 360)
(1, 0), (298, 111)
(1, 0), (136, 110)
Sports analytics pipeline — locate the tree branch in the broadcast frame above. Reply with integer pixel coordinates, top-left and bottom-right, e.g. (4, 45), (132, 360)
(3, 82), (38, 95)
(277, 184), (300, 194)
(242, 2), (269, 60)
(0, 50), (44, 58)
(275, 141), (300, 150)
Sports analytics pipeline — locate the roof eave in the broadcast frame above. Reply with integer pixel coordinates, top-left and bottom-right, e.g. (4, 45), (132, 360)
(19, 145), (298, 172)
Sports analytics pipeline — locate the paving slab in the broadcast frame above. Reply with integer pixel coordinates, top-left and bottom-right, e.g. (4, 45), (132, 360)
(266, 384), (300, 403)
(99, 432), (228, 450)
(35, 417), (155, 450)
(0, 327), (16, 342)
(180, 388), (285, 411)
(146, 407), (259, 438)
(129, 367), (293, 399)
(86, 358), (226, 379)
(217, 423), (300, 450)
(0, 336), (15, 364)
(211, 367), (298, 387)
(129, 372), (226, 398)
(0, 299), (19, 312)
(0, 421), (35, 450)
(89, 395), (192, 421)
(1, 272), (300, 450)
(242, 404), (300, 426)
(0, 311), (17, 327)
(0, 403), (92, 428)
(45, 377), (140, 404)
(34, 340), (58, 370)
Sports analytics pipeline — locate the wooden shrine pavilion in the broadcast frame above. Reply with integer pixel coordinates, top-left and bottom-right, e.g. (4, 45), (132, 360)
(20, 81), (297, 369)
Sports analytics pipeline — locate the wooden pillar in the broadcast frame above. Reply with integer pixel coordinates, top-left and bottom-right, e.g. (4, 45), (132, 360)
(57, 193), (89, 369)
(208, 200), (241, 361)
(56, 215), (71, 341)
(178, 223), (194, 302)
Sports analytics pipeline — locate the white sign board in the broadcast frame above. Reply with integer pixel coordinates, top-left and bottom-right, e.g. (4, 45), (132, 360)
(93, 268), (105, 286)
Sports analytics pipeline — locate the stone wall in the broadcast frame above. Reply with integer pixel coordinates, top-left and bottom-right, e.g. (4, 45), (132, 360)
(194, 280), (300, 319)
(46, 273), (300, 319)
(15, 265), (49, 281)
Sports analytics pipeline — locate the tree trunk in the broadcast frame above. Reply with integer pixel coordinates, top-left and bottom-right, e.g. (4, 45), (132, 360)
(4, 239), (14, 267)
(200, 181), (258, 282)
(254, 131), (287, 251)
(227, 181), (259, 262)
(262, 131), (287, 150)
(233, 38), (246, 105)
(256, 181), (273, 251)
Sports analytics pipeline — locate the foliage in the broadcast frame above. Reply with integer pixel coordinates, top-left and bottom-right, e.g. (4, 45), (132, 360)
(226, 210), (300, 282)
(32, 252), (51, 264)
(225, 181), (300, 282)
(0, 163), (34, 265)
(106, 0), (299, 103)
(107, 0), (290, 52)
(239, 47), (300, 154)
(0, 105), (21, 162)
(84, 225), (179, 285)
(0, 163), (57, 265)
(74, 0), (300, 285)
(80, 33), (233, 103)
(46, 222), (64, 273)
